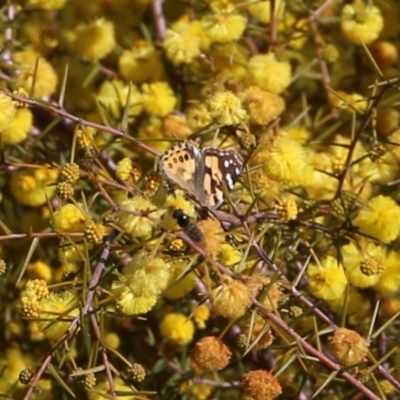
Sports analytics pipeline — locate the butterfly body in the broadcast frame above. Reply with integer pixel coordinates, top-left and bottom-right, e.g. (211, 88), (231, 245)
(159, 142), (243, 209)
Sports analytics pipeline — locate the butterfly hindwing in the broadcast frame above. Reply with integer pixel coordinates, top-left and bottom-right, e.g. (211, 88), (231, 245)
(202, 148), (244, 208)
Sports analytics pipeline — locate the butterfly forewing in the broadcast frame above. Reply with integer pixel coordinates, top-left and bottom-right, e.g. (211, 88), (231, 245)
(159, 143), (201, 195)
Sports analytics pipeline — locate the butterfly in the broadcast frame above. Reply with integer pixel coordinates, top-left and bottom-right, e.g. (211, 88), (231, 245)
(159, 142), (244, 209)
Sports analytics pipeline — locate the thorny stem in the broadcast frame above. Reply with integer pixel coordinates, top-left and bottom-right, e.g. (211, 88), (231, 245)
(23, 232), (117, 400)
(3, 91), (160, 157)
(334, 86), (389, 199)
(259, 307), (383, 400)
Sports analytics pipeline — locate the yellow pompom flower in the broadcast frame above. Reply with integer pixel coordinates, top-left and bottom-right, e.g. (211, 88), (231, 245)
(368, 41), (399, 69)
(185, 103), (212, 131)
(1, 108), (32, 144)
(341, 0), (383, 45)
(96, 79), (143, 121)
(59, 242), (92, 273)
(114, 252), (171, 298)
(329, 327), (369, 366)
(118, 40), (164, 84)
(14, 50), (58, 98)
(358, 151), (399, 185)
(247, 0), (282, 24)
(218, 243), (242, 267)
(242, 370), (282, 400)
(36, 291), (79, 341)
(159, 312), (195, 345)
(354, 195), (400, 243)
(247, 53), (292, 94)
(163, 260), (197, 299)
(161, 113), (192, 139)
(53, 204), (87, 232)
(191, 336), (232, 372)
(67, 18), (115, 60)
(275, 198), (298, 222)
(26, 260), (53, 282)
(115, 158), (134, 182)
(0, 346), (30, 394)
(206, 90), (247, 125)
(116, 197), (160, 240)
(137, 116), (171, 155)
(375, 251), (400, 295)
(10, 167), (59, 207)
(260, 134), (312, 187)
(329, 91), (368, 113)
(328, 287), (370, 318)
(0, 92), (16, 132)
(115, 290), (157, 315)
(141, 82), (177, 117)
(285, 125), (311, 144)
(341, 240), (386, 288)
(307, 256), (348, 301)
(240, 86), (285, 125)
(192, 304), (210, 329)
(209, 277), (251, 320)
(26, 0), (67, 10)
(201, 1), (247, 44)
(104, 332), (120, 350)
(163, 17), (205, 65)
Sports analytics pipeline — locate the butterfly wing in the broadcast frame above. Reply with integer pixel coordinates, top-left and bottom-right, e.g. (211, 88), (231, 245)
(159, 143), (202, 196)
(201, 148), (244, 208)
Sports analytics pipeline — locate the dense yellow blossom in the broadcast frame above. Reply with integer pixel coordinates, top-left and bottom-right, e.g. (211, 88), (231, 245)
(10, 167), (59, 207)
(163, 17), (206, 64)
(112, 252), (171, 298)
(307, 256), (348, 301)
(247, 53), (292, 94)
(0, 92), (16, 132)
(240, 86), (285, 125)
(163, 260), (197, 299)
(119, 40), (164, 83)
(201, 2), (247, 44)
(66, 19), (115, 60)
(1, 108), (32, 144)
(36, 291), (79, 341)
(206, 90), (246, 125)
(159, 313), (195, 345)
(209, 277), (251, 319)
(14, 49), (58, 98)
(192, 304), (211, 329)
(341, 0), (383, 45)
(116, 197), (160, 240)
(141, 82), (177, 117)
(96, 79), (143, 121)
(261, 134), (312, 186)
(375, 251), (400, 295)
(341, 240), (385, 288)
(53, 204), (87, 232)
(246, 0), (283, 24)
(116, 291), (157, 315)
(26, 260), (53, 282)
(354, 195), (400, 243)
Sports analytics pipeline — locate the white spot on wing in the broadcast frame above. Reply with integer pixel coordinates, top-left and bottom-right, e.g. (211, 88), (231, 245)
(225, 173), (233, 188)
